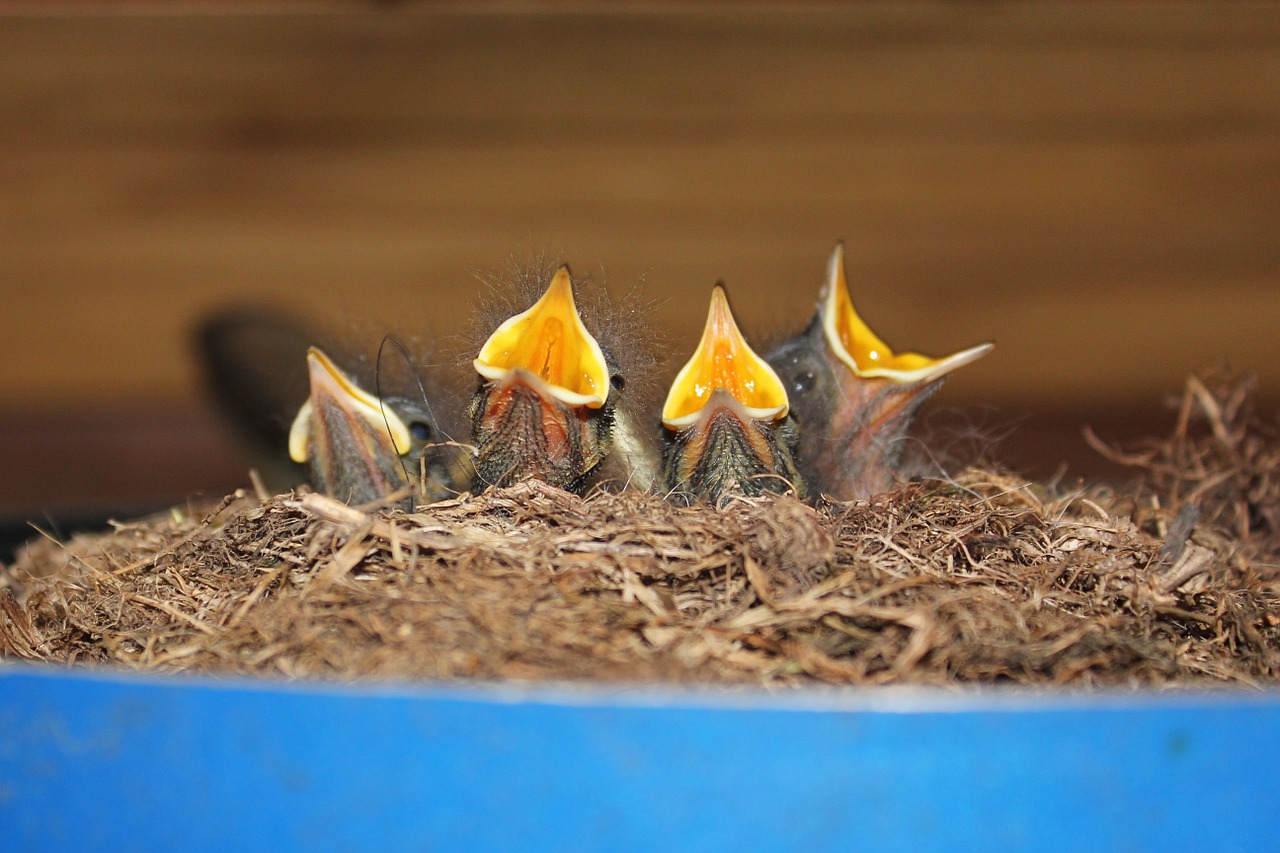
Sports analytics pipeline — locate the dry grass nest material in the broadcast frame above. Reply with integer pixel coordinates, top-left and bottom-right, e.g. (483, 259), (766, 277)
(3, 370), (1279, 688)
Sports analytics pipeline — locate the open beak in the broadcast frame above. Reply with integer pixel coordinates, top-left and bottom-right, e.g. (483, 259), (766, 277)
(469, 266), (618, 492)
(662, 285), (802, 502)
(288, 346), (413, 504)
(474, 266), (610, 409)
(820, 243), (993, 384)
(774, 243), (993, 500)
(663, 284), (789, 429)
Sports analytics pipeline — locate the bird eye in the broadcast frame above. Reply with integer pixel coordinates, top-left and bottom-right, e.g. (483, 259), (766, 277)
(792, 371), (816, 396)
(408, 420), (433, 441)
(610, 373), (626, 391)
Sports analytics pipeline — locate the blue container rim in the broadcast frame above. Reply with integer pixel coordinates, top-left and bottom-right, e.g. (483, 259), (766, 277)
(4, 662), (1279, 851)
(5, 658), (1279, 711)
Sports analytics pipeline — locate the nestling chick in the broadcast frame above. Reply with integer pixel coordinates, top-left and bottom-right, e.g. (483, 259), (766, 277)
(767, 244), (993, 500)
(288, 347), (419, 508)
(662, 284), (804, 505)
(468, 264), (661, 494)
(288, 346), (471, 509)
(197, 308), (469, 507)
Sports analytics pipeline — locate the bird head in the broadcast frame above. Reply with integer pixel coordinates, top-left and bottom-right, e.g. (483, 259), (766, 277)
(662, 284), (803, 504)
(468, 265), (621, 492)
(289, 345), (471, 508)
(289, 346), (416, 508)
(769, 243), (993, 500)
(198, 307), (474, 505)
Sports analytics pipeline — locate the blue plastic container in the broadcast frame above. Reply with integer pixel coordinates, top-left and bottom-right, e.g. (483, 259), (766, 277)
(1, 666), (1276, 852)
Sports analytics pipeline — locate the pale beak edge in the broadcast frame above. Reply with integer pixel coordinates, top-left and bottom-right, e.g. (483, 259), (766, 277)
(662, 285), (789, 429)
(288, 347), (413, 463)
(473, 266), (610, 409)
(820, 243), (994, 384)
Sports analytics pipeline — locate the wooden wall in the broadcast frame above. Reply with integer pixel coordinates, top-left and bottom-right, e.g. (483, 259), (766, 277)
(2, 3), (1278, 515)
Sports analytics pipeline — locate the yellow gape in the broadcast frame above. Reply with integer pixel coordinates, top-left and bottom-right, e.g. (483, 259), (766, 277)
(821, 244), (993, 383)
(473, 266), (611, 409)
(663, 285), (789, 429)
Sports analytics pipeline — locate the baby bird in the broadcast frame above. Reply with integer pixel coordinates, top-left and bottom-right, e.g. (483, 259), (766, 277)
(197, 308), (468, 507)
(661, 284), (804, 505)
(468, 265), (660, 494)
(289, 347), (420, 509)
(767, 244), (993, 501)
(288, 346), (471, 509)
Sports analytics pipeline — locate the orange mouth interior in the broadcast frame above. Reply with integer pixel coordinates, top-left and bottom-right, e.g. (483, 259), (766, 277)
(473, 266), (610, 408)
(821, 244), (993, 383)
(662, 284), (789, 429)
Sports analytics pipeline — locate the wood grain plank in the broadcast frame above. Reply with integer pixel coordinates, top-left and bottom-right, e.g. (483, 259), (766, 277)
(0, 5), (1277, 413)
(3, 8), (1279, 143)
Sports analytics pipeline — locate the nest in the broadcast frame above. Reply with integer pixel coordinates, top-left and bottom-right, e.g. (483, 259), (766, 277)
(3, 370), (1278, 688)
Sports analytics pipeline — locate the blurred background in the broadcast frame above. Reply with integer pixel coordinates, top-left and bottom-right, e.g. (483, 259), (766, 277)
(1, 2), (1278, 539)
